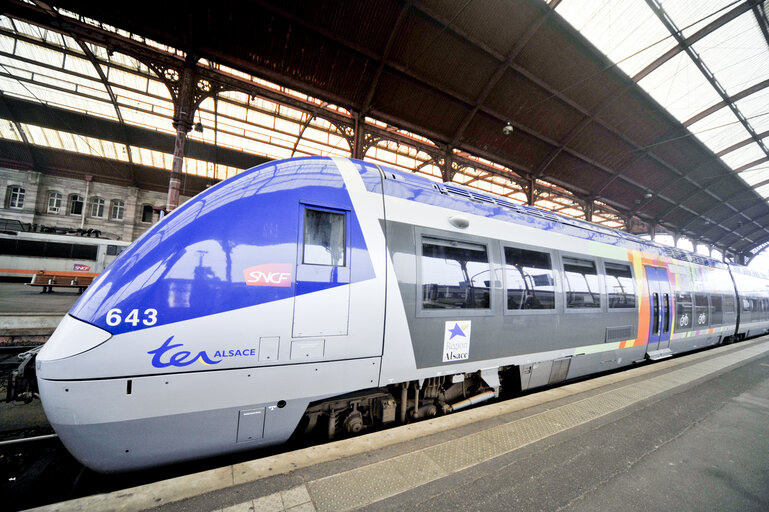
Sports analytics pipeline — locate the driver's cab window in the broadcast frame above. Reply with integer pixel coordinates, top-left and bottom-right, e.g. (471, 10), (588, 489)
(303, 208), (346, 266)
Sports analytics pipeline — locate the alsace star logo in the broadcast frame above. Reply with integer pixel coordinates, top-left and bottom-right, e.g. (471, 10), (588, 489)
(448, 322), (467, 340)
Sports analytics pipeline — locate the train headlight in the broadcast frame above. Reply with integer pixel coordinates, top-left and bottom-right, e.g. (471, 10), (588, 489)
(38, 315), (112, 361)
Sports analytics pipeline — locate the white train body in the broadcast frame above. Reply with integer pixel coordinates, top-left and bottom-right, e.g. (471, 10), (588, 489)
(35, 157), (769, 472)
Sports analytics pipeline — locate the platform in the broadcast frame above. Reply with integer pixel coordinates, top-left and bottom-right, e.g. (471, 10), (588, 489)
(0, 282), (74, 339)
(24, 336), (769, 512)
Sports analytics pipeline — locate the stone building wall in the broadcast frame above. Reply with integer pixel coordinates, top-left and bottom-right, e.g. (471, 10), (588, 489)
(1, 167), (192, 241)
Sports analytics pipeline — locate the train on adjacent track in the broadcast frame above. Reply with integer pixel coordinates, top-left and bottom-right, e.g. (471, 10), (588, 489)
(33, 157), (769, 472)
(0, 220), (129, 279)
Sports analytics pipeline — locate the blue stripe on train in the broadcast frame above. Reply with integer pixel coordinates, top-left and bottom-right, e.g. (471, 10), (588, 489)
(70, 157), (376, 335)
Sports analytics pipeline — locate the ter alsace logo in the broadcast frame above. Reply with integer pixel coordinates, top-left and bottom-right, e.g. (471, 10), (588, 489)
(243, 263), (293, 287)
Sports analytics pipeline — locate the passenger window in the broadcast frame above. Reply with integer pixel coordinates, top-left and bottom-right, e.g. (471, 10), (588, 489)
(723, 295), (736, 314)
(694, 294), (709, 328)
(605, 262), (636, 309)
(303, 208), (346, 266)
(675, 292), (693, 332)
(504, 247), (555, 310)
(563, 257), (600, 309)
(710, 295), (723, 326)
(422, 238), (490, 309)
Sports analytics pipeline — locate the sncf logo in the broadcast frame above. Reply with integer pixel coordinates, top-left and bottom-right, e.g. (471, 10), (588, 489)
(243, 263), (293, 287)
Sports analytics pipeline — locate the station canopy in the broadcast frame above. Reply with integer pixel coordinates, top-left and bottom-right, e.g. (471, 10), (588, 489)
(1, 0), (768, 258)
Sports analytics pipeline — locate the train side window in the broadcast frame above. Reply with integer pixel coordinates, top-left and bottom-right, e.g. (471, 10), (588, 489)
(723, 295), (736, 314)
(675, 292), (693, 332)
(503, 247), (554, 310)
(422, 238), (490, 309)
(302, 208), (346, 266)
(605, 262), (636, 309)
(710, 295), (723, 326)
(694, 294), (709, 328)
(563, 257), (600, 309)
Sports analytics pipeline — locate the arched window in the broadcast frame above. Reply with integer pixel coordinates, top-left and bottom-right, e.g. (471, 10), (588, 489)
(6, 186), (25, 209)
(47, 191), (62, 213)
(69, 194), (84, 215)
(90, 197), (105, 218)
(111, 199), (125, 220)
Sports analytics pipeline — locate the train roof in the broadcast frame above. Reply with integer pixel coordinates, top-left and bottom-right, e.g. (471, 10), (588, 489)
(371, 160), (729, 270)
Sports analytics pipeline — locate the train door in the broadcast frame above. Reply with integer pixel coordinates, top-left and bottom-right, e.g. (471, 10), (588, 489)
(292, 205), (351, 337)
(645, 266), (672, 358)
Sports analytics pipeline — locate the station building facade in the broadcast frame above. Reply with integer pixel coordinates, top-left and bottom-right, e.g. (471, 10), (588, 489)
(1, 167), (192, 241)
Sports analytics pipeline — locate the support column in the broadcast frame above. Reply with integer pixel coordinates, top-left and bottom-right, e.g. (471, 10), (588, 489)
(583, 200), (594, 223)
(441, 147), (453, 183)
(167, 61), (196, 211)
(649, 224), (656, 241)
(526, 178), (536, 206)
(352, 112), (364, 160)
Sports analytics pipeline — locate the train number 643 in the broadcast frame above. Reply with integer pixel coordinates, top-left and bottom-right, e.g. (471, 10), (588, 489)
(106, 308), (158, 327)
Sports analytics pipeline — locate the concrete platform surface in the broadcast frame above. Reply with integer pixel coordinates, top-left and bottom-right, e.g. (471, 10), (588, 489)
(0, 283), (73, 337)
(27, 337), (769, 512)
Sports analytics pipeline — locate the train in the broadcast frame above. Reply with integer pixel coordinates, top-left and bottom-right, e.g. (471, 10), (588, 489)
(33, 156), (769, 472)
(0, 220), (129, 279)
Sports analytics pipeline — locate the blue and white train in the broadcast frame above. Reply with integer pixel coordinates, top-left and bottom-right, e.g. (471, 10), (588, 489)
(35, 157), (769, 472)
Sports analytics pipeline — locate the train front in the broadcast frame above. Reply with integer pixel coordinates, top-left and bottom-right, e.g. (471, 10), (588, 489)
(34, 156), (383, 472)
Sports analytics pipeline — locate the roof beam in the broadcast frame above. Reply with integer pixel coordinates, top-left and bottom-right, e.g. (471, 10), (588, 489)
(645, 0), (769, 161)
(683, 77), (769, 127)
(716, 128), (769, 157)
(412, 0), (758, 236)
(447, 0), (561, 146)
(753, 1), (769, 51)
(360, 1), (412, 117)
(632, 0), (756, 83)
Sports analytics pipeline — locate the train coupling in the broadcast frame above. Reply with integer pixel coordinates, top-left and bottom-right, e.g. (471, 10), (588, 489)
(5, 346), (41, 403)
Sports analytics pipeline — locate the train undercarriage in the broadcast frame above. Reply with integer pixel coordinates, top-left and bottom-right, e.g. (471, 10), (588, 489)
(299, 369), (515, 440)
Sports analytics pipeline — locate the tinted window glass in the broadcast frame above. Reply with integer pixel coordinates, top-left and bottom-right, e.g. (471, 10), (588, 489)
(676, 292), (693, 332)
(71, 244), (97, 260)
(723, 295), (736, 314)
(710, 295), (723, 325)
(422, 238), (490, 309)
(504, 247), (554, 310)
(694, 294), (709, 328)
(303, 209), (346, 266)
(563, 257), (600, 309)
(605, 262), (636, 309)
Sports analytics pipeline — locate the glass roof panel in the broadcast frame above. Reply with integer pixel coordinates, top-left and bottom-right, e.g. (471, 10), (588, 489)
(740, 166), (769, 187)
(734, 90), (769, 134)
(658, 0), (736, 37)
(720, 142), (766, 169)
(14, 39), (63, 68)
(754, 183), (769, 198)
(690, 11), (769, 96)
(637, 51), (723, 123)
(62, 54), (100, 79)
(555, 0), (671, 77)
(0, 118), (22, 141)
(687, 107), (751, 154)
